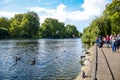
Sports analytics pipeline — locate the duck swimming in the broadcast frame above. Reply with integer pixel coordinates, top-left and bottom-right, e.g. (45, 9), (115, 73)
(30, 58), (36, 65)
(15, 56), (21, 62)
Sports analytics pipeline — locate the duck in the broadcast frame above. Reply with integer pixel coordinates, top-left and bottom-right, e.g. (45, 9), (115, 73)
(30, 58), (36, 65)
(15, 56), (21, 62)
(64, 50), (66, 52)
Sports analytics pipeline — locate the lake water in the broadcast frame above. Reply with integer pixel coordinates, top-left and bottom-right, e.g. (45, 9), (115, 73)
(0, 39), (84, 80)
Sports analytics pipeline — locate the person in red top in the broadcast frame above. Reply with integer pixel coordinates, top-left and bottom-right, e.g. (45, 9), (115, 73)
(106, 35), (110, 48)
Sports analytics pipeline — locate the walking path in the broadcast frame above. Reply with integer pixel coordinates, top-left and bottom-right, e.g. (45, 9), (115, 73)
(97, 45), (120, 80)
(75, 44), (120, 80)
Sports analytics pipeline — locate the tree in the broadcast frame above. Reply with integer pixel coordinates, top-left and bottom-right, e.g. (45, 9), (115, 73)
(0, 17), (10, 30)
(104, 0), (120, 34)
(0, 12), (80, 39)
(0, 28), (9, 38)
(81, 16), (111, 45)
(111, 12), (120, 34)
(40, 18), (65, 38)
(65, 24), (79, 38)
(21, 11), (40, 38)
(9, 14), (23, 37)
(0, 17), (10, 38)
(39, 18), (80, 38)
(81, 0), (120, 46)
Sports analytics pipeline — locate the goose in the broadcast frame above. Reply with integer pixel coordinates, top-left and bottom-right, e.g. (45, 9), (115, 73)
(64, 50), (66, 52)
(30, 58), (36, 65)
(15, 56), (21, 62)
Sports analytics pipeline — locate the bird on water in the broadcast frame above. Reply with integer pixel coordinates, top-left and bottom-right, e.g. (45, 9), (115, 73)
(15, 56), (21, 62)
(30, 58), (36, 65)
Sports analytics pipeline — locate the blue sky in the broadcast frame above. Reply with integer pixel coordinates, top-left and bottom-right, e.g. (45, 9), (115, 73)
(0, 0), (111, 32)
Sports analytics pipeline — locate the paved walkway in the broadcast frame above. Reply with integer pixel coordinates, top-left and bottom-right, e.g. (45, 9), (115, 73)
(97, 45), (120, 80)
(75, 44), (120, 80)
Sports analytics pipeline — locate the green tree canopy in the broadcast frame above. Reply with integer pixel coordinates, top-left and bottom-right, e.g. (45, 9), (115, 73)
(21, 11), (40, 38)
(9, 12), (40, 38)
(9, 14), (24, 37)
(40, 18), (65, 38)
(0, 17), (10, 38)
(81, 0), (120, 46)
(65, 24), (79, 38)
(104, 0), (120, 34)
(0, 17), (10, 30)
(39, 18), (80, 38)
(0, 12), (80, 39)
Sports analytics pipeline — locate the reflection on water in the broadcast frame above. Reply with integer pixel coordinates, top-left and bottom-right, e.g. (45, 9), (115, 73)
(0, 39), (83, 80)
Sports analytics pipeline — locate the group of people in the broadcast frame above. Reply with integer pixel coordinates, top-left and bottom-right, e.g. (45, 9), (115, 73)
(96, 34), (120, 52)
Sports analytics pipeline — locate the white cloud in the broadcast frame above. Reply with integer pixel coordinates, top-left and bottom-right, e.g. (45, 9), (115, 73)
(56, 4), (66, 11)
(81, 0), (109, 16)
(68, 0), (111, 21)
(28, 0), (110, 23)
(0, 0), (110, 21)
(0, 11), (21, 18)
(29, 4), (68, 22)
(0, 0), (111, 32)
(29, 7), (46, 12)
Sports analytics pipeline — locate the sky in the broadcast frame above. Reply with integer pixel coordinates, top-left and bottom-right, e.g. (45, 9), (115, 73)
(0, 0), (112, 32)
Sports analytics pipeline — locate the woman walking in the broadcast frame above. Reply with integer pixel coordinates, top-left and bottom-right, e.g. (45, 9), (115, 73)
(111, 34), (117, 52)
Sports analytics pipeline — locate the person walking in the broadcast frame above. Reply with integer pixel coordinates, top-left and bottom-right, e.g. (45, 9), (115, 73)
(117, 34), (120, 49)
(105, 35), (110, 48)
(111, 35), (117, 52)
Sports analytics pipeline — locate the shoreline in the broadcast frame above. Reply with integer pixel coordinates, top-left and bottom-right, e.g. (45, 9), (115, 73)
(75, 46), (95, 80)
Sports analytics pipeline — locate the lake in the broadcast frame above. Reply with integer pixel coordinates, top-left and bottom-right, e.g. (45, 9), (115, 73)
(0, 39), (84, 80)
